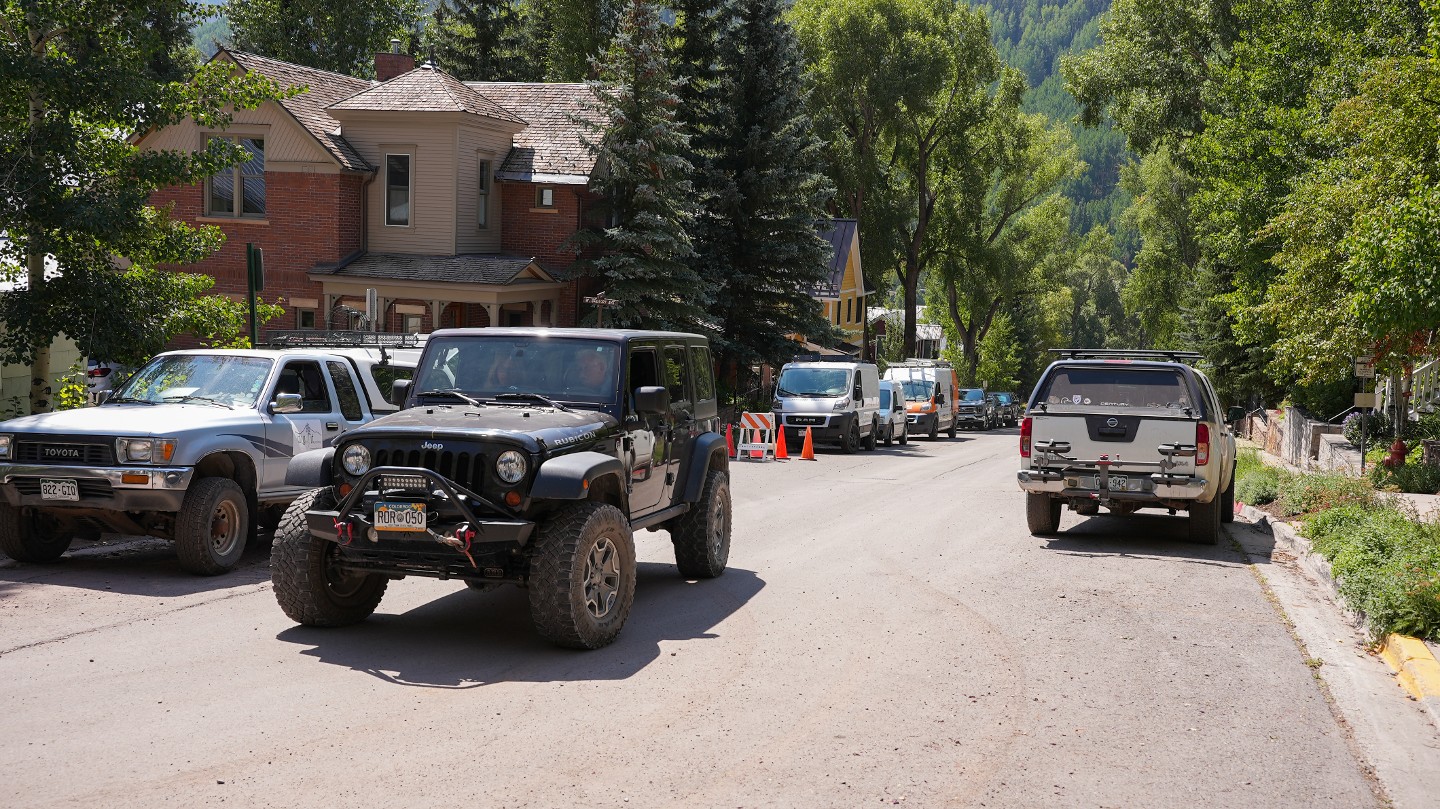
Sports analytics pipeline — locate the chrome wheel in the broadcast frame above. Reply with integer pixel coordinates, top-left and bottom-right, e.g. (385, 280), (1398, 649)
(583, 536), (621, 618)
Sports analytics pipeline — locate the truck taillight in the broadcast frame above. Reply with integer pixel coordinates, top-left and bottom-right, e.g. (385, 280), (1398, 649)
(1196, 422), (1210, 466)
(1020, 417), (1032, 458)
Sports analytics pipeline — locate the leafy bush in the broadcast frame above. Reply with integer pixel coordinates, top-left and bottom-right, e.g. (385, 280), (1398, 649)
(1342, 411), (1390, 446)
(1237, 465), (1281, 505)
(1370, 461), (1440, 494)
(1304, 505), (1440, 641)
(1275, 471), (1375, 516)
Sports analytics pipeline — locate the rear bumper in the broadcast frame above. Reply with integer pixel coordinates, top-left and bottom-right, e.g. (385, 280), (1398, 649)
(1017, 468), (1210, 501)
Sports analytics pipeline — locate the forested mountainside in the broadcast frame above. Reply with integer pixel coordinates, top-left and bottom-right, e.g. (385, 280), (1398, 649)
(983, 0), (1129, 241)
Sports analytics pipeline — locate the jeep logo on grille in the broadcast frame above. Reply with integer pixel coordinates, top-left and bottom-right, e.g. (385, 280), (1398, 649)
(1106, 418), (1119, 428)
(41, 446), (82, 460)
(421, 441), (444, 451)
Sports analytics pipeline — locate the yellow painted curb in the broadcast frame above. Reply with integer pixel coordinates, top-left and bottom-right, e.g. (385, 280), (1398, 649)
(1378, 634), (1440, 701)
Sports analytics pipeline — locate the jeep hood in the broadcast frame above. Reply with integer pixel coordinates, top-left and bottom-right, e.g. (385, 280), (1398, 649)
(349, 405), (617, 452)
(0, 403), (263, 436)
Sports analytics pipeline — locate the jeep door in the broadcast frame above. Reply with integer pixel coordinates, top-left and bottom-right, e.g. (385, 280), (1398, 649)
(658, 343), (695, 506)
(625, 343), (671, 515)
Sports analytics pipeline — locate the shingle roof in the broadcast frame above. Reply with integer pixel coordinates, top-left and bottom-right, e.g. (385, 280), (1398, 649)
(224, 50), (372, 172)
(808, 218), (859, 298)
(313, 253), (557, 285)
(467, 82), (605, 182)
(331, 66), (525, 124)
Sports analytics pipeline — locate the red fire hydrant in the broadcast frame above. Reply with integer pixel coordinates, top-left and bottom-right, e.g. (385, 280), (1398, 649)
(1383, 438), (1408, 468)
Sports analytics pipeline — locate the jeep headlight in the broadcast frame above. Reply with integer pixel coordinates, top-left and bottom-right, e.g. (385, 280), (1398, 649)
(341, 444), (371, 476)
(0, 434), (11, 459)
(495, 450), (527, 484)
(832, 396), (851, 411)
(116, 438), (176, 464)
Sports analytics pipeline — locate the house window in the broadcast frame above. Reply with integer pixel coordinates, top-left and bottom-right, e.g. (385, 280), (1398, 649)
(832, 303), (839, 325)
(536, 186), (555, 208)
(845, 298), (852, 324)
(297, 309), (316, 329)
(386, 154), (411, 226)
(206, 137), (265, 217)
(402, 313), (422, 333)
(477, 159), (490, 228)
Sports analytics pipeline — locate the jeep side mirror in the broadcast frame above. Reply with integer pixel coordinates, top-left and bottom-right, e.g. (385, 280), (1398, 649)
(634, 385), (670, 414)
(271, 393), (303, 414)
(392, 378), (412, 405)
(1227, 405), (1244, 423)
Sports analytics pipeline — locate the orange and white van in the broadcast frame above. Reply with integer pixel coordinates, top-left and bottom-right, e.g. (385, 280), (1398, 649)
(883, 360), (959, 439)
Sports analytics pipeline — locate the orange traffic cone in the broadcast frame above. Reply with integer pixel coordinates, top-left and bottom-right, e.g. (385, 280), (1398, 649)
(725, 423), (735, 458)
(775, 426), (789, 460)
(750, 429), (764, 459)
(800, 427), (816, 461)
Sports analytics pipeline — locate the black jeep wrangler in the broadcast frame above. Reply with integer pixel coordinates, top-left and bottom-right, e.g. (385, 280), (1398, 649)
(271, 328), (732, 649)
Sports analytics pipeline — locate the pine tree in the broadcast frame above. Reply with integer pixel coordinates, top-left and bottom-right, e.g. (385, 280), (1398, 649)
(571, 0), (706, 330)
(703, 0), (834, 368)
(430, 0), (532, 81)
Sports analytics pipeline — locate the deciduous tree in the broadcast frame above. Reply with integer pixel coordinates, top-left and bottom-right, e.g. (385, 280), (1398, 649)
(225, 0), (423, 77)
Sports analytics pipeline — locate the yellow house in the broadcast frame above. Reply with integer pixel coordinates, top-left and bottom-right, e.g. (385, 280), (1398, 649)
(814, 218), (870, 347)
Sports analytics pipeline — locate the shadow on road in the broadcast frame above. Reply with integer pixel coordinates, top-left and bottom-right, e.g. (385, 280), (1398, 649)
(0, 534), (273, 599)
(1039, 511), (1261, 566)
(273, 563), (766, 688)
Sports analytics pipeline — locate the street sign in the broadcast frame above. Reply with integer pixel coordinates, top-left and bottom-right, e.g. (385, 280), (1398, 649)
(583, 292), (620, 328)
(246, 244), (264, 292)
(1354, 392), (1377, 408)
(1354, 356), (1375, 378)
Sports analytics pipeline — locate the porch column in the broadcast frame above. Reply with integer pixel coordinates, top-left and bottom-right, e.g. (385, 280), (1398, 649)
(429, 300), (445, 329)
(484, 303), (501, 327)
(545, 297), (559, 327)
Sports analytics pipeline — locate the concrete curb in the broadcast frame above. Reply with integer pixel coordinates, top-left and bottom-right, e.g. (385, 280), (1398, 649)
(1238, 503), (1440, 731)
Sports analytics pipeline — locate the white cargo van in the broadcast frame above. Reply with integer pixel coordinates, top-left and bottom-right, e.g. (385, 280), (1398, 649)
(773, 356), (881, 453)
(878, 379), (909, 446)
(883, 360), (959, 439)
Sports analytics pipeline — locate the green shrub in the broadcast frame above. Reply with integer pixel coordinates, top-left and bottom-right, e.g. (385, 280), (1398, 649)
(1237, 465), (1281, 505)
(1370, 461), (1440, 494)
(1304, 504), (1440, 641)
(1275, 471), (1375, 516)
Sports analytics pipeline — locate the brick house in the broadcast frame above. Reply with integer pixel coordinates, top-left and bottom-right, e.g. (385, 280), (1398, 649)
(140, 48), (608, 337)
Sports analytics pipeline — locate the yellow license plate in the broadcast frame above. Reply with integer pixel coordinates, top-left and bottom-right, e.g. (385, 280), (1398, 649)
(374, 502), (426, 532)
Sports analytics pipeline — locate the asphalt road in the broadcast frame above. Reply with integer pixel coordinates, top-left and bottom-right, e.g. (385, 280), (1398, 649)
(0, 430), (1403, 807)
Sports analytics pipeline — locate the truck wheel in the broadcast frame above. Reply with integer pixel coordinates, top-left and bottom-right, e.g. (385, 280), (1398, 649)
(884, 424), (894, 447)
(174, 477), (249, 575)
(863, 418), (878, 451)
(671, 468), (731, 578)
(1026, 494), (1062, 535)
(272, 488), (388, 626)
(947, 417), (958, 439)
(1188, 496), (1223, 545)
(928, 418), (938, 440)
(898, 425), (908, 446)
(1220, 464), (1236, 524)
(842, 422), (860, 454)
(0, 503), (72, 563)
(529, 501), (636, 649)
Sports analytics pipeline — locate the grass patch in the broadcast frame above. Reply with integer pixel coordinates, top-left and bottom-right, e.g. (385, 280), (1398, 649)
(1274, 471), (1375, 516)
(1303, 504), (1440, 641)
(1235, 447), (1280, 505)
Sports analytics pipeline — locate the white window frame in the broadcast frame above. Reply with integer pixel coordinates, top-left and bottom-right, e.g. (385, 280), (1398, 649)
(385, 152), (413, 227)
(402, 313), (422, 333)
(205, 135), (266, 218)
(297, 309), (317, 330)
(536, 186), (555, 209)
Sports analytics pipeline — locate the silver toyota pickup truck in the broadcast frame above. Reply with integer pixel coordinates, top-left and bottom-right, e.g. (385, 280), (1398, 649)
(1016, 349), (1240, 544)
(0, 333), (418, 574)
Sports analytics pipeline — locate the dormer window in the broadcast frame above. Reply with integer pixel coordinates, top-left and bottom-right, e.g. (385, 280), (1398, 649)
(386, 154), (411, 226)
(536, 186), (555, 209)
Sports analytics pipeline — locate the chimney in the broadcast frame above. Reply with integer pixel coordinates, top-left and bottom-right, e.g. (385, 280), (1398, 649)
(375, 39), (414, 82)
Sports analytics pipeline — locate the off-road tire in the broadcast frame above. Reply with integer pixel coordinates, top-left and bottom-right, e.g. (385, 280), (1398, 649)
(863, 418), (878, 451)
(175, 477), (249, 575)
(1220, 464), (1236, 524)
(528, 502), (636, 649)
(671, 468), (731, 579)
(0, 503), (72, 563)
(1188, 495), (1223, 545)
(1026, 493), (1062, 535)
(842, 421), (860, 454)
(272, 488), (387, 626)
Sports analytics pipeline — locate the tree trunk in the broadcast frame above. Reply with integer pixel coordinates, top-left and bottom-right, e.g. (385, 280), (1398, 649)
(26, 22), (51, 414)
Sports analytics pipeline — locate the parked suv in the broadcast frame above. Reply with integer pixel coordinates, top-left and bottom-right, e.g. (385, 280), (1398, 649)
(955, 388), (994, 430)
(273, 328), (732, 650)
(1016, 349), (1240, 544)
(0, 334), (419, 574)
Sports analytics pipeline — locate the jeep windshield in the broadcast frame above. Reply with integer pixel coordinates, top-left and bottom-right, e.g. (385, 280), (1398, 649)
(114, 354), (273, 408)
(1036, 366), (1199, 415)
(413, 336), (620, 404)
(776, 367), (849, 397)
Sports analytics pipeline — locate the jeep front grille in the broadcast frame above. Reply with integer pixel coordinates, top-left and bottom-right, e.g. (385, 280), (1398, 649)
(372, 447), (486, 491)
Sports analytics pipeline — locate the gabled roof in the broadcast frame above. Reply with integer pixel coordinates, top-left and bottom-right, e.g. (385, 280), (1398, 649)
(331, 65), (525, 125)
(223, 50), (372, 172)
(312, 253), (559, 285)
(468, 82), (604, 183)
(808, 218), (864, 299)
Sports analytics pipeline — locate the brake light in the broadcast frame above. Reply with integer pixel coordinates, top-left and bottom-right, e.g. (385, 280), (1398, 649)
(87, 367), (111, 378)
(1020, 417), (1032, 458)
(1196, 422), (1210, 466)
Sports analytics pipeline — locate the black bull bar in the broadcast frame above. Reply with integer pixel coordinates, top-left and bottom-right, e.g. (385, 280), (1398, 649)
(305, 466), (535, 549)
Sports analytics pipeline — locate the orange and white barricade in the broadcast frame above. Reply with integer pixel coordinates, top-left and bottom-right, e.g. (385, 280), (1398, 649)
(736, 411), (775, 461)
